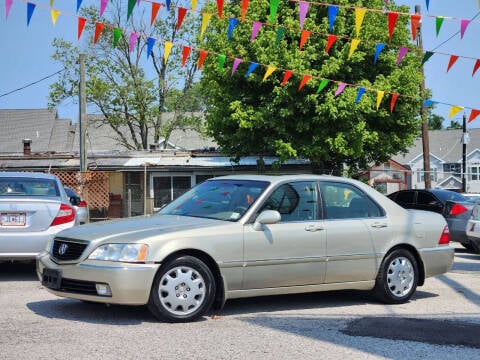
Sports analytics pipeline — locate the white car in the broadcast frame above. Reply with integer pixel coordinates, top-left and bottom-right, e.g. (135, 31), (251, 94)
(465, 203), (480, 253)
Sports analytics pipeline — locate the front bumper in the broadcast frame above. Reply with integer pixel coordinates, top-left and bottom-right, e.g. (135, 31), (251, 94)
(36, 251), (160, 305)
(419, 245), (454, 278)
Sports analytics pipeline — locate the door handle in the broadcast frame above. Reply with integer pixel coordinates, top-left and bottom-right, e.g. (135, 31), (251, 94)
(305, 224), (324, 232)
(371, 222), (388, 228)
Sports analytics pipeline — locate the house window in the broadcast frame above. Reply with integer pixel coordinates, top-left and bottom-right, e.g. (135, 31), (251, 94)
(470, 166), (480, 181)
(417, 169), (437, 182)
(153, 176), (192, 209)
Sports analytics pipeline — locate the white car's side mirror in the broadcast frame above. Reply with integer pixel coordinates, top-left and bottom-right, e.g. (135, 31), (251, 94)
(253, 210), (281, 231)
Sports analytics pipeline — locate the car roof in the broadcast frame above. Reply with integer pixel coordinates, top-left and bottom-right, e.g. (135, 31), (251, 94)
(0, 171), (58, 180)
(209, 174), (359, 185)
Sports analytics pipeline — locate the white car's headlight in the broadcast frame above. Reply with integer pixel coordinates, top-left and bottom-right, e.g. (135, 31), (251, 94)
(88, 244), (149, 262)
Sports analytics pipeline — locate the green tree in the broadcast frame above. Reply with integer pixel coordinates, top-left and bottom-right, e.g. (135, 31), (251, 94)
(447, 120), (462, 129)
(200, 0), (424, 174)
(428, 113), (444, 130)
(48, 0), (204, 150)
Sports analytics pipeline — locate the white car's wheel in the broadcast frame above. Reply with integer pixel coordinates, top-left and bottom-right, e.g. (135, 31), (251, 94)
(148, 256), (215, 322)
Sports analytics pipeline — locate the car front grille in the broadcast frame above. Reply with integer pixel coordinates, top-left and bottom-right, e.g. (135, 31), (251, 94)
(52, 238), (88, 261)
(60, 278), (98, 295)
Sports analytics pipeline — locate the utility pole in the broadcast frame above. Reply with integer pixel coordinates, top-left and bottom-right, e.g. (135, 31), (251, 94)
(416, 5), (431, 189)
(462, 112), (468, 192)
(79, 53), (87, 172)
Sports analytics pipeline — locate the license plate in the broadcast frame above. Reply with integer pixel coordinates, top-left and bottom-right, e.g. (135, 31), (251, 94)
(42, 268), (62, 290)
(0, 212), (26, 226)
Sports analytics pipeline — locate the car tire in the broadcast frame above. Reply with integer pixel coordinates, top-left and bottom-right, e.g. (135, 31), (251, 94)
(148, 256), (216, 323)
(373, 249), (418, 304)
(461, 242), (480, 253)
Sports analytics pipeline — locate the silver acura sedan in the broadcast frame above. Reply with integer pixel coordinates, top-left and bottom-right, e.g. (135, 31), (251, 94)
(37, 175), (454, 322)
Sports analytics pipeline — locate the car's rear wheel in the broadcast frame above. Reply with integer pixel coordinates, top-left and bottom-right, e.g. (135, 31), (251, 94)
(148, 256), (215, 322)
(373, 249), (418, 304)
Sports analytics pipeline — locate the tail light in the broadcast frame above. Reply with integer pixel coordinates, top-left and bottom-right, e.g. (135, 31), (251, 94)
(78, 200), (87, 208)
(449, 203), (468, 216)
(50, 203), (75, 226)
(438, 225), (450, 245)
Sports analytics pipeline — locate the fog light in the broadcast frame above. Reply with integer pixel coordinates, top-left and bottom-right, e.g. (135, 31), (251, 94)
(95, 283), (112, 296)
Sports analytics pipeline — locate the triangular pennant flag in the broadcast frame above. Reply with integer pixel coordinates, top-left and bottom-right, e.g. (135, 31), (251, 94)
(390, 93), (399, 112)
(151, 2), (161, 26)
(241, 0), (249, 20)
(93, 22), (104, 44)
(129, 32), (138, 52)
(176, 7), (187, 30)
(316, 79), (329, 93)
(5, 0), (13, 19)
(76, 0), (83, 13)
(387, 12), (399, 40)
(460, 19), (471, 39)
(181, 46), (191, 67)
(421, 51), (434, 66)
(328, 5), (339, 32)
(468, 109), (480, 123)
(147, 37), (155, 59)
(113, 28), (122, 47)
(410, 14), (421, 40)
(100, 0), (108, 17)
(298, 75), (311, 90)
(263, 66), (275, 81)
(201, 13), (212, 37)
(473, 59), (480, 76)
(355, 8), (366, 37)
(228, 18), (239, 40)
(245, 62), (259, 77)
(50, 9), (60, 25)
(355, 87), (366, 104)
(374, 43), (385, 64)
(197, 50), (208, 70)
(127, 0), (136, 21)
(165, 0), (171, 11)
(376, 90), (385, 109)
(396, 47), (408, 66)
(217, 54), (226, 71)
(448, 106), (464, 118)
(251, 22), (262, 42)
(446, 55), (459, 73)
(435, 16), (444, 37)
(426, 0), (429, 10)
(299, 30), (311, 50)
(164, 41), (173, 64)
(50, 0), (54, 6)
(191, 0), (197, 12)
(280, 70), (293, 86)
(231, 58), (242, 76)
(335, 83), (347, 97)
(269, 0), (280, 24)
(275, 27), (286, 44)
(27, 3), (36, 26)
(325, 34), (337, 54)
(77, 17), (87, 40)
(348, 39), (360, 59)
(299, 1), (309, 30)
(423, 99), (437, 107)
(216, 0), (224, 18)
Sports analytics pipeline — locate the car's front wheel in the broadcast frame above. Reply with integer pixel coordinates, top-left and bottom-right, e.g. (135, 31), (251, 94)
(148, 256), (216, 322)
(373, 249), (418, 304)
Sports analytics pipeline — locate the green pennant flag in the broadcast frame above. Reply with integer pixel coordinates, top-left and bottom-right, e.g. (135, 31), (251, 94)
(316, 79), (329, 93)
(275, 27), (286, 45)
(269, 0), (279, 24)
(421, 51), (434, 66)
(435, 16), (444, 37)
(113, 28), (122, 47)
(218, 54), (226, 71)
(127, 0), (136, 21)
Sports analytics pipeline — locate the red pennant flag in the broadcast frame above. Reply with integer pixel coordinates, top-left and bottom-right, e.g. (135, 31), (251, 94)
(410, 14), (421, 40)
(77, 17), (86, 40)
(280, 70), (293, 86)
(298, 75), (311, 90)
(176, 7), (187, 30)
(325, 34), (337, 54)
(473, 59), (480, 76)
(387, 12), (399, 40)
(181, 46), (191, 67)
(446, 55), (459, 73)
(216, 0), (223, 18)
(197, 50), (208, 70)
(299, 30), (311, 51)
(93, 22), (104, 44)
(469, 109), (480, 123)
(150, 2), (161, 26)
(241, 0), (249, 21)
(390, 93), (399, 113)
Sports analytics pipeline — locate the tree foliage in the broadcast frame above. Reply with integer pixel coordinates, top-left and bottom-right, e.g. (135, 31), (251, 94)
(48, 0), (205, 150)
(428, 113), (444, 130)
(200, 0), (424, 173)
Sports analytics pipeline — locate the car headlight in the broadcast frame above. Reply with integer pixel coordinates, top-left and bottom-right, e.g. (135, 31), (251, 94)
(88, 244), (148, 262)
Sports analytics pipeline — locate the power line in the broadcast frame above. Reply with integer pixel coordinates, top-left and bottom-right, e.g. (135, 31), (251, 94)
(0, 68), (66, 99)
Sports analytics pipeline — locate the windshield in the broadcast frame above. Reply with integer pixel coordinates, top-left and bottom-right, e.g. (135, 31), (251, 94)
(430, 190), (468, 203)
(159, 179), (269, 221)
(0, 177), (59, 197)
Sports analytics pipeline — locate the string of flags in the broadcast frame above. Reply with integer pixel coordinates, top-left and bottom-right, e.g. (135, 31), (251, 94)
(4, 0), (480, 121)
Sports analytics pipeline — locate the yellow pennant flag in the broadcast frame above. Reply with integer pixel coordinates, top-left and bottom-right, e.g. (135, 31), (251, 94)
(50, 0), (54, 6)
(51, 9), (61, 25)
(164, 41), (173, 64)
(348, 39), (360, 59)
(191, 0), (197, 12)
(449, 105), (464, 118)
(376, 90), (385, 110)
(201, 13), (213, 37)
(263, 66), (276, 81)
(355, 8), (366, 37)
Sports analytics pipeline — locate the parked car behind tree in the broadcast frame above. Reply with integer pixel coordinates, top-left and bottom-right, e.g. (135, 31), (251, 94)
(64, 187), (89, 224)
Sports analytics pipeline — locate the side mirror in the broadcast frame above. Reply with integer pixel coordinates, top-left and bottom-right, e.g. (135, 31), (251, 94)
(252, 210), (281, 231)
(70, 196), (81, 206)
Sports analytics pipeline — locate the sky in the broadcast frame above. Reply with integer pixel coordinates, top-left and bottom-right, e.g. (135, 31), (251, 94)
(0, 0), (479, 128)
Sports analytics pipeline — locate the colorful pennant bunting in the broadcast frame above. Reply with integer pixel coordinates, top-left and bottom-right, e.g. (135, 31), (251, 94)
(355, 87), (366, 104)
(129, 32), (138, 52)
(448, 106), (464, 118)
(127, 0), (136, 21)
(50, 9), (60, 25)
(164, 41), (173, 64)
(348, 39), (360, 59)
(218, 54), (226, 71)
(299, 1), (309, 30)
(241, 0), (249, 21)
(100, 0), (108, 17)
(299, 30), (311, 50)
(147, 37), (155, 59)
(198, 50), (208, 70)
(446, 55), (459, 73)
(435, 16), (444, 37)
(228, 18), (239, 40)
(181, 46), (191, 67)
(150, 2), (161, 26)
(275, 27), (286, 45)
(335, 83), (347, 97)
(251, 22), (262, 42)
(298, 75), (311, 90)
(76, 0), (82, 13)
(263, 66), (276, 81)
(269, 0), (280, 24)
(376, 91), (385, 110)
(460, 19), (471, 39)
(246, 62), (259, 77)
(468, 109), (480, 123)
(421, 51), (434, 66)
(6, 0), (13, 19)
(77, 17), (86, 40)
(355, 8), (366, 37)
(396, 47), (408, 66)
(281, 70), (293, 86)
(387, 12), (399, 40)
(325, 35), (337, 54)
(410, 14), (421, 40)
(201, 13), (212, 37)
(316, 79), (329, 93)
(473, 60), (480, 77)
(390, 93), (399, 112)
(231, 58), (242, 76)
(374, 43), (385, 64)
(27, 2), (36, 26)
(328, 5), (339, 32)
(177, 7), (187, 31)
(216, 0), (224, 18)
(94, 22), (104, 44)
(113, 28), (122, 47)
